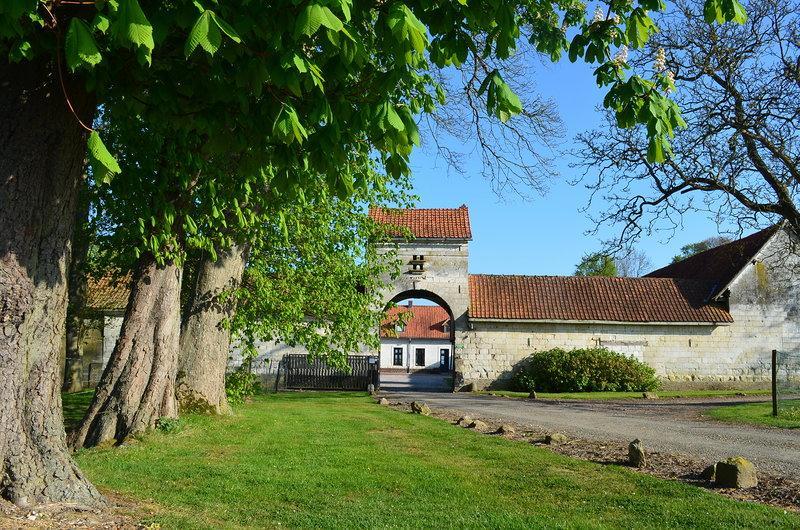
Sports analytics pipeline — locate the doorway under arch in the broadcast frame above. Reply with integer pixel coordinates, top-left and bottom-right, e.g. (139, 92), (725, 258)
(380, 290), (455, 392)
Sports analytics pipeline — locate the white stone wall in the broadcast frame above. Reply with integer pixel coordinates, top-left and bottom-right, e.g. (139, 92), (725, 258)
(102, 315), (124, 366)
(380, 337), (453, 371)
(459, 321), (772, 388)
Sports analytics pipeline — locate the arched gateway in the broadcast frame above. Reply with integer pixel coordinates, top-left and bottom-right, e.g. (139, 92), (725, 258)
(370, 206), (472, 388)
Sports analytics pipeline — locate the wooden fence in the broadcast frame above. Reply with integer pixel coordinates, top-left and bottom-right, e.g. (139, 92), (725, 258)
(280, 354), (379, 391)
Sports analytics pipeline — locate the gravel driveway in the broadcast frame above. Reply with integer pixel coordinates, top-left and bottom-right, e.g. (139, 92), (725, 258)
(386, 391), (800, 482)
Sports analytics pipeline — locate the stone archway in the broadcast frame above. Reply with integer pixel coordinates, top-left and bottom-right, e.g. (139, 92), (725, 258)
(380, 287), (464, 392)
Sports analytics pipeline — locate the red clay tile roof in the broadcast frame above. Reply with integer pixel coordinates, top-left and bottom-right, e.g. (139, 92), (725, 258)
(369, 205), (472, 240)
(381, 305), (451, 339)
(645, 225), (780, 297)
(469, 274), (733, 323)
(85, 274), (131, 312)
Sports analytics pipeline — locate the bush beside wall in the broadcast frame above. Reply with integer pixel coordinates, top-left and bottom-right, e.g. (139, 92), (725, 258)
(510, 347), (660, 393)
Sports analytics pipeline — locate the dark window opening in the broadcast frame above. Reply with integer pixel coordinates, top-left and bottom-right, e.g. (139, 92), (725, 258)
(415, 348), (425, 367)
(409, 255), (425, 274)
(393, 347), (403, 366)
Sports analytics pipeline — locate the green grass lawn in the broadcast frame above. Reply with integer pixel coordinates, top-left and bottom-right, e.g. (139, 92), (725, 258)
(63, 392), (799, 529)
(480, 389), (771, 400)
(62, 389), (94, 432)
(708, 399), (800, 429)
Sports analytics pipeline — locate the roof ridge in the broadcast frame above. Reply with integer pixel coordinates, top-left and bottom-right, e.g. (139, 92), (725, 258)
(469, 273), (709, 282)
(370, 206), (469, 212)
(644, 224), (781, 297)
(649, 224), (780, 275)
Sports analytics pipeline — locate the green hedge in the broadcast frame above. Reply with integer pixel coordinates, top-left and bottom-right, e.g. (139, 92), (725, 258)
(510, 347), (660, 393)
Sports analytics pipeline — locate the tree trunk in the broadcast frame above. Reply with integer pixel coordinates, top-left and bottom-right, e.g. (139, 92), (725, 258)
(70, 256), (182, 449)
(177, 245), (247, 415)
(63, 187), (92, 393)
(0, 57), (101, 505)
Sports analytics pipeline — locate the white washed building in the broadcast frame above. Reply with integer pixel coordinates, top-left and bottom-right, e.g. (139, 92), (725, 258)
(380, 303), (453, 372)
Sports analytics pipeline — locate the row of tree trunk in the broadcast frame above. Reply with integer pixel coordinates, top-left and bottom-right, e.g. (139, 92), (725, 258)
(1, 57), (247, 505)
(70, 246), (247, 449)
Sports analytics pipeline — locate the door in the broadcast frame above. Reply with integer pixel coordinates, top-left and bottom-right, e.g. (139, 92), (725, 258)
(439, 348), (450, 371)
(415, 348), (425, 368)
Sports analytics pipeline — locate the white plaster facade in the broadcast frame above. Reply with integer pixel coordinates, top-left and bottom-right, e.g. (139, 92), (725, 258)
(380, 338), (453, 371)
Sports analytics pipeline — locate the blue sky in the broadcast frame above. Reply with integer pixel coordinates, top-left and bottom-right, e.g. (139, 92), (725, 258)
(407, 57), (727, 276)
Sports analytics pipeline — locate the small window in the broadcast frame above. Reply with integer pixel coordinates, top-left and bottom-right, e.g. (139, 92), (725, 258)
(415, 348), (425, 367)
(393, 347), (403, 366)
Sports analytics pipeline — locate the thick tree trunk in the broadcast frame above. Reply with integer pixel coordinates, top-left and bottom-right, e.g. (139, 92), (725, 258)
(177, 245), (247, 415)
(0, 57), (101, 505)
(63, 188), (91, 393)
(71, 256), (182, 449)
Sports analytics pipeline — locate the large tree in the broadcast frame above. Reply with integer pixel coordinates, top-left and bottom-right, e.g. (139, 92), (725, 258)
(1, 0), (745, 506)
(575, 0), (798, 247)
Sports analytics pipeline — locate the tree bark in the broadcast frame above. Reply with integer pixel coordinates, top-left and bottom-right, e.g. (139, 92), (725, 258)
(63, 187), (91, 393)
(0, 57), (101, 505)
(70, 256), (182, 449)
(177, 245), (247, 415)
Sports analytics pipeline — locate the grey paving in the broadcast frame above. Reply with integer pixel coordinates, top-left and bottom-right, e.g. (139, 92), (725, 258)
(384, 391), (800, 481)
(380, 372), (452, 393)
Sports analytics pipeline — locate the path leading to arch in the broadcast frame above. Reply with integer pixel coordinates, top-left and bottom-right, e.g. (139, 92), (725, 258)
(381, 372), (453, 392)
(384, 391), (800, 482)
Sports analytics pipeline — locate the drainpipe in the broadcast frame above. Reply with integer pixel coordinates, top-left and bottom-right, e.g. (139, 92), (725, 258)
(407, 337), (411, 373)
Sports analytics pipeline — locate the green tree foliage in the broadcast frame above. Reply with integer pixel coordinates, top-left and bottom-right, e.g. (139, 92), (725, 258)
(671, 236), (732, 263)
(2, 0), (748, 193)
(231, 182), (411, 369)
(574, 251), (618, 277)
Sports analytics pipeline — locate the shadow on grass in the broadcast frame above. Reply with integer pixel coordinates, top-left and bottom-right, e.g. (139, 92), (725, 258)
(62, 390), (93, 433)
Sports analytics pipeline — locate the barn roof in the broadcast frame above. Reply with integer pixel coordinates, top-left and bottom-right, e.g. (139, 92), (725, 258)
(381, 304), (451, 340)
(645, 224), (780, 298)
(369, 205), (472, 240)
(85, 274), (130, 312)
(468, 274), (733, 324)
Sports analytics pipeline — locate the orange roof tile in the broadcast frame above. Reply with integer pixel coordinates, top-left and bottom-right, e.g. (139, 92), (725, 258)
(381, 304), (451, 340)
(469, 274), (733, 323)
(85, 274), (131, 312)
(369, 205), (472, 240)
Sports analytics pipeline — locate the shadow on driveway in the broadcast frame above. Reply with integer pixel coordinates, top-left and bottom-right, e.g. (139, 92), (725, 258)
(380, 371), (452, 393)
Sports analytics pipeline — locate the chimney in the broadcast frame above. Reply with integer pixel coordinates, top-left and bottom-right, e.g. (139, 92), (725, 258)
(406, 300), (413, 308)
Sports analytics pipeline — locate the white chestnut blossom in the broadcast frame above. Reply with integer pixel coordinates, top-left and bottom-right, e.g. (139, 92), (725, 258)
(614, 45), (629, 65)
(654, 47), (667, 72)
(665, 70), (675, 93)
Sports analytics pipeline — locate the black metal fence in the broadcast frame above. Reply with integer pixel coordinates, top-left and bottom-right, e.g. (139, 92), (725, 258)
(279, 354), (380, 391)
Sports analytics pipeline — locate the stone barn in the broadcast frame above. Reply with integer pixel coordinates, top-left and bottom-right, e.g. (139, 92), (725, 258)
(371, 206), (800, 390)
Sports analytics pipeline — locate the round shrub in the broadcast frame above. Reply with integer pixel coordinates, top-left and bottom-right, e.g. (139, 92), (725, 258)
(510, 347), (660, 393)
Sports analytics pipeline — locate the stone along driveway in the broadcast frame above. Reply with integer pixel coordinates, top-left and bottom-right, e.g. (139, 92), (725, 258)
(385, 392), (800, 482)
